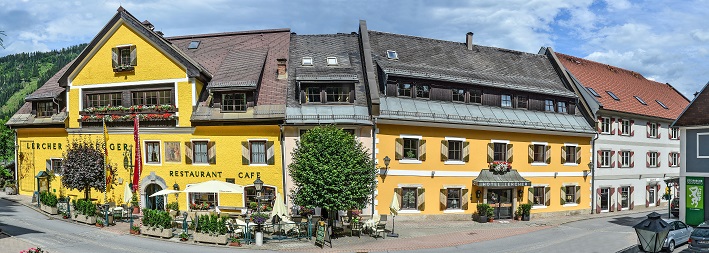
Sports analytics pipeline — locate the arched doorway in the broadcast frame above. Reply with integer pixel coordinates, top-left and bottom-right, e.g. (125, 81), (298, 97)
(145, 183), (164, 210)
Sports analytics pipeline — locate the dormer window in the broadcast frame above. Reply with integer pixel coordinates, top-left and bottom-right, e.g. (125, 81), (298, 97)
(222, 93), (247, 112)
(188, 41), (200, 49)
(112, 45), (136, 72)
(326, 57), (338, 65)
(301, 57), (313, 66)
(36, 101), (54, 118)
(386, 50), (398, 60)
(634, 96), (647, 105)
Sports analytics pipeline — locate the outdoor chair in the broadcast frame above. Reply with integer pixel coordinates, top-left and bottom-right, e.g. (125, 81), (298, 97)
(290, 216), (306, 238)
(350, 220), (363, 238)
(373, 220), (386, 239)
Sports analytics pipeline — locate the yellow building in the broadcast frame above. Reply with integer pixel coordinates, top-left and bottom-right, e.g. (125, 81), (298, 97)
(7, 7), (290, 212)
(361, 23), (596, 218)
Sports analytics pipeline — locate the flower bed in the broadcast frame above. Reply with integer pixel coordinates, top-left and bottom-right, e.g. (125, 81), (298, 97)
(194, 232), (227, 245)
(194, 213), (227, 244)
(73, 214), (97, 225)
(40, 204), (58, 215)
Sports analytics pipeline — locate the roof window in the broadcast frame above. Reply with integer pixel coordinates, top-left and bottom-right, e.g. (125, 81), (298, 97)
(188, 41), (200, 49)
(587, 87), (600, 97)
(301, 57), (313, 66)
(386, 50), (398, 60)
(634, 96), (647, 105)
(326, 57), (338, 65)
(656, 100), (669, 109)
(606, 91), (619, 101)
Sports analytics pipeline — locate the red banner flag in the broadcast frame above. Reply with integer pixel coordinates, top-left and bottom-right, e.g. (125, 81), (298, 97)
(132, 115), (142, 192)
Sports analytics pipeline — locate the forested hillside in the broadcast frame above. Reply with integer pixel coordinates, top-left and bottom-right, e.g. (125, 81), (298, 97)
(0, 44), (86, 118)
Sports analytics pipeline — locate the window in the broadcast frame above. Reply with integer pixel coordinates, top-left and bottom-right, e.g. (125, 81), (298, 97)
(305, 87), (321, 103)
(557, 101), (567, 113)
(118, 46), (131, 67)
(587, 87), (600, 97)
(448, 140), (462, 161)
(301, 57), (313, 66)
(50, 158), (63, 176)
(670, 152), (679, 167)
(649, 123), (658, 138)
(132, 90), (171, 106)
(634, 96), (647, 105)
(386, 50), (398, 60)
(145, 141), (160, 164)
(670, 127), (679, 140)
(222, 93), (246, 112)
(452, 89), (465, 102)
(401, 187), (418, 209)
(607, 91), (620, 100)
(648, 152), (658, 167)
(532, 187), (545, 206)
(656, 100), (669, 109)
(193, 141), (208, 164)
(416, 84), (430, 99)
(565, 186), (576, 204)
(566, 146), (577, 164)
(600, 188), (609, 211)
(470, 89), (481, 103)
(36, 101), (54, 117)
(516, 96), (528, 109)
(493, 143), (507, 162)
(533, 144), (546, 163)
(245, 186), (276, 210)
(250, 141), (266, 165)
(648, 188), (655, 205)
(446, 188), (461, 209)
(601, 117), (611, 134)
(86, 93), (122, 108)
(620, 151), (631, 168)
(398, 83), (412, 97)
(325, 85), (351, 103)
(403, 138), (419, 160)
(620, 186), (630, 209)
(621, 119), (631, 135)
(188, 41), (200, 49)
(600, 150), (611, 167)
(544, 100), (554, 112)
(189, 192), (217, 209)
(326, 57), (338, 65)
(501, 95), (512, 107)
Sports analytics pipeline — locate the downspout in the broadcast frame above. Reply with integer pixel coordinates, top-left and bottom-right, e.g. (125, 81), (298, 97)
(13, 128), (18, 188)
(371, 117), (377, 217)
(591, 132), (598, 214)
(280, 124), (288, 210)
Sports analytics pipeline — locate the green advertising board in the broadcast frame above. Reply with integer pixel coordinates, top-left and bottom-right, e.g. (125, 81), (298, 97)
(686, 177), (705, 226)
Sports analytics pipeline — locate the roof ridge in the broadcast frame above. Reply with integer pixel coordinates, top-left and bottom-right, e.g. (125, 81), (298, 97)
(166, 28), (290, 40)
(294, 33), (357, 37)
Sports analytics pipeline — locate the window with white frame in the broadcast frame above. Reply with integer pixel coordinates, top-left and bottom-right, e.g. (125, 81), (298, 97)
(648, 152), (658, 167)
(193, 141), (208, 164)
(403, 138), (419, 160)
(648, 188), (656, 205)
(601, 117), (611, 134)
(50, 158), (63, 176)
(649, 123), (658, 138)
(670, 127), (679, 140)
(557, 101), (567, 113)
(620, 186), (630, 209)
(621, 119), (631, 135)
(544, 100), (554, 112)
(620, 151), (631, 168)
(565, 146), (577, 164)
(600, 150), (612, 167)
(533, 144), (546, 163)
(501, 95), (512, 107)
(565, 186), (576, 204)
(145, 141), (160, 164)
(532, 186), (546, 206)
(448, 140), (462, 161)
(326, 57), (338, 65)
(250, 141), (266, 165)
(493, 143), (507, 162)
(446, 188), (461, 209)
(670, 152), (679, 167)
(401, 187), (418, 209)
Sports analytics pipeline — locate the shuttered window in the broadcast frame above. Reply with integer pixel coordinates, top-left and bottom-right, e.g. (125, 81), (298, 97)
(446, 188), (461, 209)
(565, 186), (575, 204)
(447, 140), (462, 161)
(493, 143), (507, 162)
(532, 187), (545, 206)
(403, 138), (419, 160)
(401, 187), (418, 209)
(565, 146), (576, 164)
(193, 141), (208, 164)
(533, 144), (545, 163)
(250, 141), (266, 164)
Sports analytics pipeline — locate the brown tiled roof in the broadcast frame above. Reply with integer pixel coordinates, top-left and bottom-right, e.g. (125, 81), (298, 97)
(169, 29), (290, 105)
(556, 52), (689, 120)
(7, 61), (73, 126)
(674, 82), (709, 126)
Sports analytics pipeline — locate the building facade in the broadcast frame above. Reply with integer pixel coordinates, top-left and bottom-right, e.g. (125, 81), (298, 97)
(360, 23), (596, 218)
(673, 82), (709, 226)
(553, 52), (689, 213)
(8, 8), (290, 211)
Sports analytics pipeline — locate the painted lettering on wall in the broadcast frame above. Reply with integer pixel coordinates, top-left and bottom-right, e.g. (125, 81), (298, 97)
(238, 172), (261, 179)
(170, 171), (223, 178)
(26, 142), (62, 150)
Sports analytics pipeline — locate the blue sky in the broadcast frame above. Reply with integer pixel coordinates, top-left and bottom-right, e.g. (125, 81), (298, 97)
(1, 0), (707, 97)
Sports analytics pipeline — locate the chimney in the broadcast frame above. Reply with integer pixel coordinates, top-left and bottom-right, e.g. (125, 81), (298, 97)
(466, 32), (474, 50)
(142, 20), (155, 30)
(277, 58), (287, 80)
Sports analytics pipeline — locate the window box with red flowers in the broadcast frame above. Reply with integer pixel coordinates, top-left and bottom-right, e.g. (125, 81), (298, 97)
(80, 104), (176, 116)
(489, 161), (512, 173)
(79, 113), (177, 123)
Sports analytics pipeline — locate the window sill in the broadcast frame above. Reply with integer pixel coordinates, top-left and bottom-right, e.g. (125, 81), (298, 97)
(531, 162), (548, 166)
(399, 160), (422, 164)
(443, 209), (464, 213)
(563, 203), (579, 207)
(145, 162), (161, 166)
(531, 205), (547, 210)
(444, 161), (465, 165)
(563, 163), (578, 166)
(398, 210), (421, 214)
(191, 163), (211, 166)
(249, 164), (269, 167)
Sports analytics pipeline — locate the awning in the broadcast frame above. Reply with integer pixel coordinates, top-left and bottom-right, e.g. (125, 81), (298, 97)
(35, 170), (50, 178)
(473, 169), (531, 187)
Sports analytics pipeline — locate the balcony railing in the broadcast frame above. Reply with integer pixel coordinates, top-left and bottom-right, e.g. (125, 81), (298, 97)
(80, 104), (177, 115)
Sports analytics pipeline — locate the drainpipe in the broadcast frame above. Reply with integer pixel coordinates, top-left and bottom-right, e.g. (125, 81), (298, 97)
(591, 132), (599, 214)
(13, 128), (18, 187)
(280, 124), (288, 210)
(371, 117), (377, 217)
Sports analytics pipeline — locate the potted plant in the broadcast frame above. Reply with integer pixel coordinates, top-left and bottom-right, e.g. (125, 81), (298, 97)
(140, 209), (173, 238)
(179, 232), (189, 242)
(228, 237), (241, 247)
(476, 203), (490, 223)
(251, 212), (269, 246)
(95, 218), (104, 228)
(39, 191), (59, 215)
(193, 213), (228, 245)
(486, 206), (495, 222)
(520, 203), (532, 221)
(131, 194), (140, 214)
(72, 199), (97, 225)
(130, 225), (140, 235)
(514, 206), (522, 221)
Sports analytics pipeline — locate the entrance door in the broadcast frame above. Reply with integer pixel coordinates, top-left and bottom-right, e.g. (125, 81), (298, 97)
(600, 188), (610, 211)
(145, 184), (164, 210)
(487, 189), (513, 219)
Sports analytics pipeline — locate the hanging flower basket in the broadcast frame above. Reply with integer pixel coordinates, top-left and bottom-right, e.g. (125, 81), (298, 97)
(489, 161), (511, 174)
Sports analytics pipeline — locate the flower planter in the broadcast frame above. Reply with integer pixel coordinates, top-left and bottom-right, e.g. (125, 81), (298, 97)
(140, 225), (173, 238)
(40, 204), (58, 215)
(132, 206), (140, 214)
(522, 214), (530, 221)
(72, 214), (97, 225)
(228, 242), (241, 247)
(4, 187), (16, 195)
(130, 229), (140, 235)
(478, 215), (488, 223)
(193, 232), (227, 245)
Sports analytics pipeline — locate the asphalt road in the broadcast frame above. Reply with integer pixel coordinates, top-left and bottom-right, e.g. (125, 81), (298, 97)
(0, 198), (276, 253)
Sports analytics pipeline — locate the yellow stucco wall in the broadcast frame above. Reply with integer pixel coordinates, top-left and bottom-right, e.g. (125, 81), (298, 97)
(375, 124), (592, 216)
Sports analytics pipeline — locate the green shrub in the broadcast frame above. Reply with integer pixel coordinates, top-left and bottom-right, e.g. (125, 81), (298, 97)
(73, 199), (97, 217)
(167, 202), (179, 212)
(141, 209), (172, 229)
(520, 203), (532, 216)
(476, 203), (490, 216)
(39, 191), (58, 207)
(195, 213), (226, 235)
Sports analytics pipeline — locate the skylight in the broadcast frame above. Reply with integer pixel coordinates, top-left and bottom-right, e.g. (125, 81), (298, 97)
(326, 57), (338, 65)
(302, 57), (313, 66)
(606, 91), (619, 101)
(587, 87), (600, 97)
(188, 41), (200, 49)
(634, 96), (647, 105)
(386, 50), (398, 60)
(656, 100), (669, 109)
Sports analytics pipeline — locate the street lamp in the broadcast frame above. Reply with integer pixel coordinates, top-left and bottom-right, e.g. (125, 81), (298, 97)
(122, 145), (135, 231)
(173, 182), (180, 200)
(253, 175), (264, 246)
(633, 212), (669, 253)
(383, 156), (391, 174)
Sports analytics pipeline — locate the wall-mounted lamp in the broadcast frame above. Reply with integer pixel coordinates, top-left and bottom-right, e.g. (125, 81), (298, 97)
(173, 182), (180, 198)
(587, 161), (593, 171)
(518, 189), (523, 198)
(383, 156), (391, 175)
(431, 170), (435, 177)
(475, 190), (481, 199)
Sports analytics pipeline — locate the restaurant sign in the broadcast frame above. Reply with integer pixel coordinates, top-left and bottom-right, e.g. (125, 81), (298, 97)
(474, 181), (531, 187)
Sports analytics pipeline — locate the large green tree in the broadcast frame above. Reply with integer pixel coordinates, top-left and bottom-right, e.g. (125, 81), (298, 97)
(289, 125), (377, 212)
(61, 136), (117, 200)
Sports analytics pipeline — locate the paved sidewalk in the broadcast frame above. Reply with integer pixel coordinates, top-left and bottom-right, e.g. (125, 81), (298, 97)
(0, 191), (668, 252)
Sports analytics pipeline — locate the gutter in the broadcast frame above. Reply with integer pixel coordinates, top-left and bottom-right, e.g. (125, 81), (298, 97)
(279, 124), (288, 210)
(371, 117), (377, 217)
(591, 132), (598, 214)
